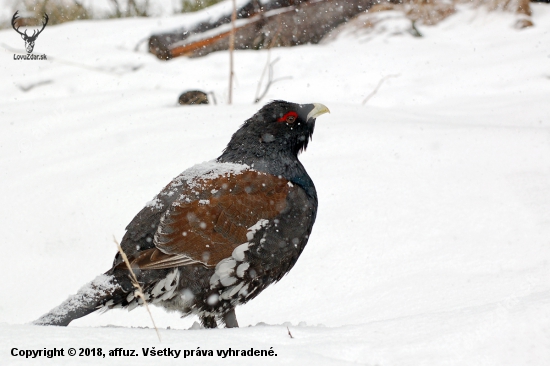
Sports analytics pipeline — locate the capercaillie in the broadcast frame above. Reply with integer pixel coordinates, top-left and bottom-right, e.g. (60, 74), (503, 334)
(34, 100), (329, 328)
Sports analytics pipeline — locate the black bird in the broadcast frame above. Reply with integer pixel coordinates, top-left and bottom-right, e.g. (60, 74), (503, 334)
(34, 100), (329, 328)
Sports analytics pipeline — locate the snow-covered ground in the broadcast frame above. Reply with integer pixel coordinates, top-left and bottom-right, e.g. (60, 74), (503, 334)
(1, 3), (549, 365)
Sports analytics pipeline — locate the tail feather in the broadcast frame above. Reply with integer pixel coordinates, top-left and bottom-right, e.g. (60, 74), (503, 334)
(33, 274), (120, 326)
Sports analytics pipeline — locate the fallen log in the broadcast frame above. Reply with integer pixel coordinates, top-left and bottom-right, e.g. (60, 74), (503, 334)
(149, 0), (294, 60)
(149, 0), (376, 60)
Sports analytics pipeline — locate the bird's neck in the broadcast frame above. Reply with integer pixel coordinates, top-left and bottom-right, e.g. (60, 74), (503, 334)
(217, 146), (317, 201)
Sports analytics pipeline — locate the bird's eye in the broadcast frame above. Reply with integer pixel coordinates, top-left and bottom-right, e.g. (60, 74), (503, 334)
(278, 111), (298, 123)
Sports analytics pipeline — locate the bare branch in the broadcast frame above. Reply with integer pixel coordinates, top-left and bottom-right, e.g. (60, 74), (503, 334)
(254, 56), (292, 104)
(362, 74), (400, 105)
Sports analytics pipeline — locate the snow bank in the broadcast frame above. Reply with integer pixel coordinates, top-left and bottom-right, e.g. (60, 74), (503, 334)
(1, 3), (549, 365)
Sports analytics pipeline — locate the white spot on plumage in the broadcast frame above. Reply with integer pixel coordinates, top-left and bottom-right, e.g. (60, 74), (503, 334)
(220, 282), (245, 300)
(220, 288), (232, 300)
(238, 285), (249, 296)
(152, 278), (166, 297)
(214, 258), (239, 287)
(216, 258), (236, 274)
(236, 263), (249, 278)
(232, 243), (249, 261)
(246, 219), (269, 241)
(229, 282), (244, 297)
(210, 273), (220, 287)
(165, 270), (178, 290)
(220, 275), (237, 286)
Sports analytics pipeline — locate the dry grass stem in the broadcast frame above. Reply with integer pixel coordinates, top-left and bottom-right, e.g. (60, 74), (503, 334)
(114, 236), (161, 342)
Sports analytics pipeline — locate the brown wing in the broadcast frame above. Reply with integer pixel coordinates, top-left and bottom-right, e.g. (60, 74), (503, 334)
(127, 170), (291, 270)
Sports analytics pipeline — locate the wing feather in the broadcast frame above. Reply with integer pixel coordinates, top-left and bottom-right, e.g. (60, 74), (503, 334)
(125, 170), (291, 269)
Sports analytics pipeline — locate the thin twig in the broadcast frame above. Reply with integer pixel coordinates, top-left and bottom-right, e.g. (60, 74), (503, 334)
(287, 326), (294, 339)
(17, 80), (53, 92)
(253, 14), (286, 104)
(410, 20), (423, 38)
(254, 56), (292, 104)
(254, 51), (272, 103)
(228, 0), (237, 104)
(362, 74), (400, 105)
(133, 37), (149, 52)
(114, 236), (161, 342)
(208, 91), (218, 105)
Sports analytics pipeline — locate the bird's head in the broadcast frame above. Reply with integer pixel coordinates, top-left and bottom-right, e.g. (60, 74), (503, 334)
(221, 100), (330, 161)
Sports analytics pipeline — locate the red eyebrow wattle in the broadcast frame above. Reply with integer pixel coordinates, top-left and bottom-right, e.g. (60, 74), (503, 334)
(277, 111), (298, 122)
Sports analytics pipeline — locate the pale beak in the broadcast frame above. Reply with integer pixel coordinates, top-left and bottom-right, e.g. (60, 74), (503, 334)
(306, 103), (330, 121)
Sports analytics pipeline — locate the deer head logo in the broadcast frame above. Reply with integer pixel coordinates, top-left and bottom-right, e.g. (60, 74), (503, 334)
(12, 11), (49, 54)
